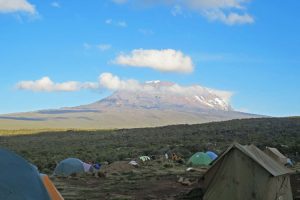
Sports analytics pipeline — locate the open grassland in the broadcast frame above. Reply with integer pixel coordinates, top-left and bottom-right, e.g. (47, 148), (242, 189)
(0, 117), (299, 199)
(0, 129), (65, 136)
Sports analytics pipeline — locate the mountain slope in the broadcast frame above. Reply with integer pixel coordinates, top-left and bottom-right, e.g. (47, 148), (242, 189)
(0, 82), (260, 129)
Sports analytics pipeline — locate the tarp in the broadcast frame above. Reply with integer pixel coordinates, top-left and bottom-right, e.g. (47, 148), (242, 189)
(0, 148), (51, 200)
(54, 158), (85, 177)
(265, 147), (289, 166)
(187, 152), (212, 166)
(239, 144), (293, 176)
(203, 143), (294, 200)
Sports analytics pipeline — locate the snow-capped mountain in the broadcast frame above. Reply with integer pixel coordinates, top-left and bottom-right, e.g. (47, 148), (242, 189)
(87, 81), (232, 111)
(0, 81), (259, 129)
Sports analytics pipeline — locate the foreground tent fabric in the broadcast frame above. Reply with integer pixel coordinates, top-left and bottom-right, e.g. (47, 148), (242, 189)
(40, 174), (64, 200)
(264, 147), (290, 166)
(187, 152), (212, 166)
(54, 158), (85, 176)
(0, 148), (51, 200)
(203, 143), (294, 200)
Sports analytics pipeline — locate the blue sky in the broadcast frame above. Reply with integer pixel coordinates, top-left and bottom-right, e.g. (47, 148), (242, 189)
(0, 0), (299, 116)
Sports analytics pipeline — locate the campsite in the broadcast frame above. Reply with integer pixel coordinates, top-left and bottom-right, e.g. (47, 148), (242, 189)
(1, 0), (300, 199)
(0, 117), (299, 199)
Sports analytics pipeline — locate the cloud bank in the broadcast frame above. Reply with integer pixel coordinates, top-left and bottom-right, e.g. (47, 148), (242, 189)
(0, 0), (36, 14)
(16, 73), (232, 103)
(113, 49), (194, 73)
(99, 73), (233, 103)
(111, 0), (254, 25)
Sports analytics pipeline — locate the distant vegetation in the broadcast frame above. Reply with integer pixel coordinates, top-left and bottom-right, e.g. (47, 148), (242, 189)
(0, 117), (299, 174)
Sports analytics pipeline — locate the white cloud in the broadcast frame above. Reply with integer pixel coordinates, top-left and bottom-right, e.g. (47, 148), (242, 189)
(99, 73), (141, 91)
(203, 10), (254, 25)
(184, 0), (254, 25)
(97, 72), (233, 103)
(113, 49), (194, 73)
(186, 0), (254, 25)
(0, 0), (36, 14)
(115, 0), (254, 25)
(16, 77), (98, 92)
(51, 2), (60, 8)
(184, 0), (244, 10)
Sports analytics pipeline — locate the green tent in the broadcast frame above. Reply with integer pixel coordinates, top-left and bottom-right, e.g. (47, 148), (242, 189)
(187, 152), (212, 166)
(203, 143), (294, 200)
(0, 148), (51, 200)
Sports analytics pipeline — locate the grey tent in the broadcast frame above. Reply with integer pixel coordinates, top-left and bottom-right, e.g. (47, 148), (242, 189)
(54, 158), (85, 177)
(203, 143), (294, 200)
(264, 147), (289, 166)
(0, 148), (51, 200)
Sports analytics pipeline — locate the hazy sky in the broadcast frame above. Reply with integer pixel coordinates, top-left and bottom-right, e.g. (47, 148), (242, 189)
(0, 0), (299, 116)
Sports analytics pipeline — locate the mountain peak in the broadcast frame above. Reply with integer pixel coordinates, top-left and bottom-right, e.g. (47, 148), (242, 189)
(91, 82), (233, 111)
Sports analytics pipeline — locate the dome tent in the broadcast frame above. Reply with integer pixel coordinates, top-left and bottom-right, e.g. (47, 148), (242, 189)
(54, 158), (85, 177)
(187, 152), (213, 166)
(0, 148), (51, 200)
(205, 151), (218, 161)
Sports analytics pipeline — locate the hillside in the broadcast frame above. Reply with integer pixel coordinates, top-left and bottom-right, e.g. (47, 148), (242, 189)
(0, 81), (259, 129)
(1, 117), (299, 171)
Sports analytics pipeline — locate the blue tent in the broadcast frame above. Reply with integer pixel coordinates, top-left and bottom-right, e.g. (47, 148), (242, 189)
(0, 148), (51, 200)
(54, 158), (85, 176)
(206, 151), (218, 161)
